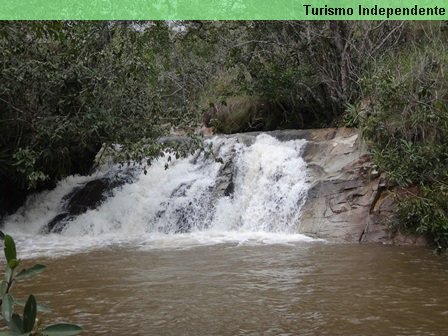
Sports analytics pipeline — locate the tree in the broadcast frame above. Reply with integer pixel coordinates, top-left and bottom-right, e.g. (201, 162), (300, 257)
(0, 21), (194, 215)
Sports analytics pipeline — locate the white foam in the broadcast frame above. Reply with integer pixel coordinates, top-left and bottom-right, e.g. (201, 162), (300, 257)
(4, 174), (103, 236)
(3, 134), (321, 258)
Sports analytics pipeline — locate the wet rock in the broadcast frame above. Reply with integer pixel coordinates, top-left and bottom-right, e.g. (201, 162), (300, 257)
(213, 156), (236, 198)
(67, 178), (116, 215)
(224, 181), (234, 196)
(42, 213), (70, 234)
(170, 183), (191, 198)
(295, 127), (424, 245)
(43, 174), (133, 233)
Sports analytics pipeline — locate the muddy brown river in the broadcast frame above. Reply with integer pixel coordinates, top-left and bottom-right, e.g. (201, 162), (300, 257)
(11, 243), (448, 336)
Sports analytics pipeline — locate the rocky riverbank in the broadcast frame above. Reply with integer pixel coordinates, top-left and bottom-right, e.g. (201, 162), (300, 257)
(226, 128), (425, 245)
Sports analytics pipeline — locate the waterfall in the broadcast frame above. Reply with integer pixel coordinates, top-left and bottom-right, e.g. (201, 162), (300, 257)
(2, 133), (318, 257)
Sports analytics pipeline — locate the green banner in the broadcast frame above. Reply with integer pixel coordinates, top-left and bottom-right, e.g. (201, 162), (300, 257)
(0, 0), (447, 20)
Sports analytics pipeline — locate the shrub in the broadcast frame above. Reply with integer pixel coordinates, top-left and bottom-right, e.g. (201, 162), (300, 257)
(358, 33), (448, 249)
(394, 186), (448, 251)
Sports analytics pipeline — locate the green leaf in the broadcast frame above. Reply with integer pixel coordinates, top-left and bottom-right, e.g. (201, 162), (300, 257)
(41, 324), (82, 336)
(4, 235), (17, 264)
(7, 313), (24, 334)
(23, 295), (36, 333)
(15, 265), (46, 280)
(0, 280), (8, 297)
(1, 293), (14, 322)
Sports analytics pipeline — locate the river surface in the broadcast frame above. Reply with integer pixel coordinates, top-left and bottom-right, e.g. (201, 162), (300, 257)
(13, 242), (448, 336)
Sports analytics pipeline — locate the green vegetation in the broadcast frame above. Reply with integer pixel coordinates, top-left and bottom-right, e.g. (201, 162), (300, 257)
(1, 22), (169, 189)
(1, 21), (447, 249)
(350, 25), (448, 250)
(0, 232), (81, 335)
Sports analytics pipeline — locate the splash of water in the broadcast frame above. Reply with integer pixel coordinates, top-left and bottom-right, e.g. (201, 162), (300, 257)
(3, 134), (318, 257)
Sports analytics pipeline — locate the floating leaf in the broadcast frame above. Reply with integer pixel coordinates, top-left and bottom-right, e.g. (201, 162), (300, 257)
(41, 323), (82, 336)
(1, 293), (14, 322)
(23, 295), (37, 333)
(15, 265), (46, 280)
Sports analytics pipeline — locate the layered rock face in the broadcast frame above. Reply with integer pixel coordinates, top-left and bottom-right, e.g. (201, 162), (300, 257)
(297, 128), (383, 242)
(294, 128), (424, 245)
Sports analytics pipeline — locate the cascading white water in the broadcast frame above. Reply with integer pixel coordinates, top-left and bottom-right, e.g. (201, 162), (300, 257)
(2, 134), (319, 258)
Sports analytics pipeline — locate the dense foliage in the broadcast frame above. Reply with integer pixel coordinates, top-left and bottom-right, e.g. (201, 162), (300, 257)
(0, 22), (181, 188)
(349, 24), (448, 249)
(1, 21), (448, 248)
